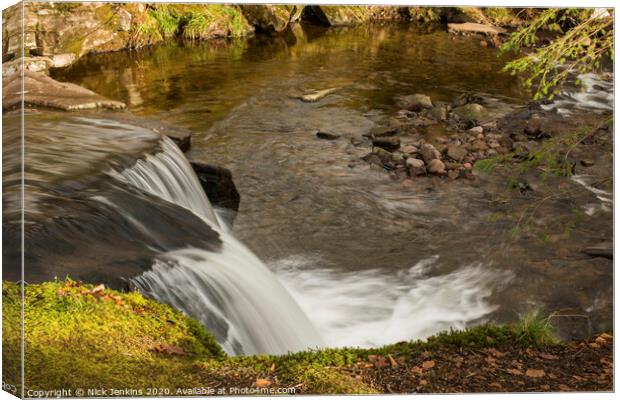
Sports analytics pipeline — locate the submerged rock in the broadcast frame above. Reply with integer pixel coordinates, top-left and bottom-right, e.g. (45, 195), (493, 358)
(396, 93), (433, 111)
(316, 130), (341, 140)
(372, 137), (401, 152)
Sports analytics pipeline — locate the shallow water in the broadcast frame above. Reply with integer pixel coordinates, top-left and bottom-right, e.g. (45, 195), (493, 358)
(50, 23), (613, 347)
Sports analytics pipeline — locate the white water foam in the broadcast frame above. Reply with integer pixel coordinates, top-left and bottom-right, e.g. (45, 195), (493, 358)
(112, 136), (324, 355)
(109, 136), (221, 227)
(572, 174), (612, 216)
(541, 72), (613, 116)
(272, 255), (511, 348)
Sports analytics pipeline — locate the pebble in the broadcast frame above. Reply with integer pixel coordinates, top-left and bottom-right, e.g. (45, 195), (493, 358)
(427, 159), (446, 174)
(468, 126), (484, 134)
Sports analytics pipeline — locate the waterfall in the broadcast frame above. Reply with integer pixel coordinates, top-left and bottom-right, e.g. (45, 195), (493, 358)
(110, 136), (324, 355)
(109, 137), (220, 227)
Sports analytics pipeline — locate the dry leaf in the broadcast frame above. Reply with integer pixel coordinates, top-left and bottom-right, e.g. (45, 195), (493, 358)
(255, 379), (271, 388)
(599, 333), (613, 341)
(507, 369), (523, 376)
(152, 343), (186, 355)
(387, 354), (398, 368)
(558, 384), (571, 391)
(419, 379), (428, 385)
(526, 369), (545, 378)
(539, 353), (559, 360)
(422, 360), (436, 369)
(411, 366), (423, 374)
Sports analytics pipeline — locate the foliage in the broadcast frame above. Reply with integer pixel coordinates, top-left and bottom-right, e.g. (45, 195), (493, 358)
(512, 309), (559, 347)
(410, 7), (441, 23)
(501, 8), (613, 99)
(3, 279), (566, 393)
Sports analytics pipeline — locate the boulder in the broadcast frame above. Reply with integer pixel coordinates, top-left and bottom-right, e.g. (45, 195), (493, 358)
(2, 56), (52, 77)
(2, 70), (126, 111)
(446, 144), (468, 162)
(419, 143), (441, 164)
(453, 103), (489, 122)
(190, 162), (241, 227)
(427, 159), (446, 174)
(396, 93), (433, 111)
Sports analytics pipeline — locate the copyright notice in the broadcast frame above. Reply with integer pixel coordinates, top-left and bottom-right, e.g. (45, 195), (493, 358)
(13, 385), (298, 397)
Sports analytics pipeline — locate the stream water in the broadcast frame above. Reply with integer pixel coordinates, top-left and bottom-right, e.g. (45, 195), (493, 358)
(26, 23), (612, 352)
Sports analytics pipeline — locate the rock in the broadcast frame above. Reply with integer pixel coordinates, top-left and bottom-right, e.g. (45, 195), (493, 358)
(446, 144), (468, 162)
(447, 170), (460, 180)
(239, 5), (295, 33)
(2, 70), (126, 111)
(467, 140), (488, 152)
(316, 131), (341, 140)
(452, 103), (489, 122)
(293, 87), (339, 102)
(429, 105), (448, 121)
(463, 162), (473, 169)
(362, 153), (384, 169)
(301, 5), (370, 27)
(406, 158), (425, 176)
(582, 243), (613, 259)
(402, 145), (418, 155)
(468, 126), (484, 134)
(396, 93), (433, 111)
(50, 53), (77, 68)
(190, 162), (240, 227)
(373, 137), (400, 152)
(498, 135), (514, 151)
(427, 159), (446, 175)
(549, 313), (592, 341)
(369, 126), (399, 137)
(419, 143), (441, 164)
(580, 159), (595, 167)
(2, 56), (52, 77)
(447, 22), (507, 36)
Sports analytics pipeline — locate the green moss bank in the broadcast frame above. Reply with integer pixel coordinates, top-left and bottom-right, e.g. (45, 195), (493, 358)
(3, 280), (570, 395)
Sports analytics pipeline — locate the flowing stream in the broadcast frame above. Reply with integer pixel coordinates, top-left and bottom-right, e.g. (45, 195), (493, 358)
(9, 22), (610, 355)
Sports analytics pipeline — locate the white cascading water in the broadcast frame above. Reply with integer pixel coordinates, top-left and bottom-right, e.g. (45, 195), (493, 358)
(272, 255), (512, 348)
(109, 136), (324, 355)
(110, 135), (508, 355)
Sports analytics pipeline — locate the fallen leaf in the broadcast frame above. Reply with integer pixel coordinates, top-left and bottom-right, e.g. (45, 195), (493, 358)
(539, 353), (559, 360)
(255, 379), (271, 388)
(507, 369), (523, 376)
(487, 348), (507, 358)
(558, 384), (571, 391)
(388, 354), (398, 368)
(411, 366), (423, 374)
(526, 369), (545, 378)
(422, 351), (431, 359)
(270, 363), (276, 372)
(540, 384), (550, 390)
(599, 332), (613, 341)
(589, 342), (600, 349)
(419, 379), (428, 385)
(91, 284), (105, 293)
(422, 360), (436, 369)
(595, 336), (609, 345)
(489, 382), (502, 390)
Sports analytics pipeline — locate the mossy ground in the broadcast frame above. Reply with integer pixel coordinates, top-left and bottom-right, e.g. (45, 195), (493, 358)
(4, 279), (611, 395)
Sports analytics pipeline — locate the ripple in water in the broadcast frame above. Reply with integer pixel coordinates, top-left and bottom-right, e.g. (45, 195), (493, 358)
(272, 255), (512, 348)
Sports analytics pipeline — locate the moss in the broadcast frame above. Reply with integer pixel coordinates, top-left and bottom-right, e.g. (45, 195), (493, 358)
(3, 279), (564, 394)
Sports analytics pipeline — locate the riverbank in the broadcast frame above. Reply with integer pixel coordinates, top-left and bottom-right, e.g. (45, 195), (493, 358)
(3, 3), (517, 75)
(3, 280), (613, 395)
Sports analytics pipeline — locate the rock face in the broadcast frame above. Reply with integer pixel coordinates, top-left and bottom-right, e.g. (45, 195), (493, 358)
(239, 5), (299, 33)
(2, 70), (126, 111)
(190, 162), (241, 227)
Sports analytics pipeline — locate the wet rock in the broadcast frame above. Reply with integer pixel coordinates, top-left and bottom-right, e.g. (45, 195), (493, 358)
(468, 126), (484, 134)
(419, 143), (441, 164)
(580, 159), (595, 167)
(467, 140), (488, 152)
(447, 170), (460, 180)
(430, 105), (448, 121)
(362, 153), (384, 169)
(406, 158), (425, 176)
(396, 93), (433, 111)
(427, 159), (446, 175)
(446, 144), (468, 162)
(402, 145), (418, 155)
(452, 92), (484, 108)
(369, 126), (399, 137)
(453, 103), (488, 122)
(444, 162), (462, 170)
(50, 53), (77, 68)
(447, 22), (507, 36)
(372, 137), (400, 152)
(582, 243), (613, 259)
(316, 131), (341, 140)
(240, 5), (295, 33)
(190, 162), (241, 226)
(2, 70), (126, 111)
